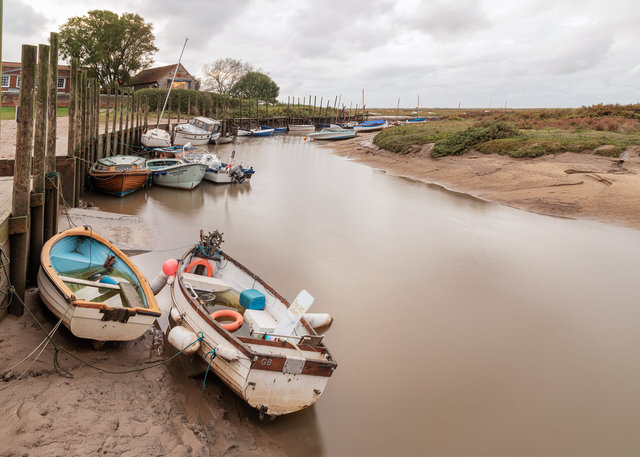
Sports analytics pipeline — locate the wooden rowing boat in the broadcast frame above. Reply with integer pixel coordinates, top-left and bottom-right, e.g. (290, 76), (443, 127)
(167, 231), (337, 419)
(89, 155), (150, 197)
(37, 226), (161, 342)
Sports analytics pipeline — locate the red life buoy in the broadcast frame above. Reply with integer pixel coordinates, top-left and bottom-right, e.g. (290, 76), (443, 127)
(210, 309), (244, 331)
(185, 258), (214, 277)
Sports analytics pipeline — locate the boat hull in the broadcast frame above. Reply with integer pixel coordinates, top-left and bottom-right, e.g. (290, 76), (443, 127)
(308, 131), (356, 141)
(173, 131), (211, 146)
(141, 128), (171, 148)
(89, 169), (150, 197)
(150, 163), (207, 189)
(37, 227), (161, 341)
(287, 124), (315, 132)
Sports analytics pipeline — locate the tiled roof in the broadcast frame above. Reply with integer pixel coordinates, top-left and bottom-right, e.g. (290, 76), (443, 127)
(128, 63), (192, 85)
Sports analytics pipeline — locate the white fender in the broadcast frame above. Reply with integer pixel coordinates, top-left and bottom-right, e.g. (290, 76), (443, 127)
(168, 326), (200, 355)
(150, 272), (169, 295)
(303, 313), (333, 329)
(169, 307), (183, 324)
(215, 345), (240, 361)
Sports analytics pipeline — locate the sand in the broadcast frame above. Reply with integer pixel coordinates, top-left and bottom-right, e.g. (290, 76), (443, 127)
(0, 290), (285, 457)
(0, 118), (69, 160)
(327, 133), (640, 231)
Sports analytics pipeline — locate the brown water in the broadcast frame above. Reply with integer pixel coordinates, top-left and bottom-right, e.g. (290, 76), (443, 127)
(85, 135), (640, 457)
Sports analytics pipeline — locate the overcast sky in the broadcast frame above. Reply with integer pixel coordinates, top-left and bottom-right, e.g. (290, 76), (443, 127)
(4, 0), (640, 108)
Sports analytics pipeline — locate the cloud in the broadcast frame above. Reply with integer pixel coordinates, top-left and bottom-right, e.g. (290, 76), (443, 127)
(5, 0), (50, 37)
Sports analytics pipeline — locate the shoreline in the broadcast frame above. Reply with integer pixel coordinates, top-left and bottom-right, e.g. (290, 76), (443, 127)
(325, 133), (640, 231)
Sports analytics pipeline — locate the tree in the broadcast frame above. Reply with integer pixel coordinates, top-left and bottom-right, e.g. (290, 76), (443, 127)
(59, 10), (158, 87)
(231, 71), (279, 102)
(201, 58), (254, 94)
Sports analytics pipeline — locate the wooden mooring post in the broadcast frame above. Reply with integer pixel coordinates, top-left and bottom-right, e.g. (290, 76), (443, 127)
(9, 45), (36, 313)
(27, 43), (49, 285)
(44, 32), (59, 243)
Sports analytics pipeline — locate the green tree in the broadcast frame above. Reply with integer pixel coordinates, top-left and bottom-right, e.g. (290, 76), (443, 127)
(59, 10), (158, 87)
(231, 71), (279, 101)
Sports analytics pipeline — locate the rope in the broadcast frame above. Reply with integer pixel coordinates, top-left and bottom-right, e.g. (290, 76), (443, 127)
(198, 348), (217, 424)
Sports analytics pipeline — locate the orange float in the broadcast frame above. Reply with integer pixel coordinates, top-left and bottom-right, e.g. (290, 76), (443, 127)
(210, 309), (244, 331)
(185, 258), (214, 277)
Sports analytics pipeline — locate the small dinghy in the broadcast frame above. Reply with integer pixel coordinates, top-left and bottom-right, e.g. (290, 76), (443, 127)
(307, 126), (357, 141)
(37, 226), (161, 342)
(89, 155), (150, 197)
(146, 158), (207, 190)
(166, 230), (337, 419)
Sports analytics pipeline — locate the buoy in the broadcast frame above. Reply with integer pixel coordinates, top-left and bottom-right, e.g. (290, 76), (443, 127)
(98, 275), (118, 293)
(169, 307), (183, 324)
(168, 326), (200, 355)
(162, 258), (179, 276)
(151, 258), (180, 295)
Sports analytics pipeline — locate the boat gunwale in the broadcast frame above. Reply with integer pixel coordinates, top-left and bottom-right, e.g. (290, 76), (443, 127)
(40, 226), (161, 316)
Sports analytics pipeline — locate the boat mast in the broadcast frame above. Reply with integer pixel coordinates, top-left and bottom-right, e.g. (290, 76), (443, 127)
(157, 37), (189, 129)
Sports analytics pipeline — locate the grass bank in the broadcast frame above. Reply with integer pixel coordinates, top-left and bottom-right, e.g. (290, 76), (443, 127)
(373, 105), (640, 158)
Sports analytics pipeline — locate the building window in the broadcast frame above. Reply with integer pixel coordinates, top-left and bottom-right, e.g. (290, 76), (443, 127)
(1, 75), (8, 87)
(16, 76), (20, 88)
(170, 80), (189, 90)
(57, 78), (65, 89)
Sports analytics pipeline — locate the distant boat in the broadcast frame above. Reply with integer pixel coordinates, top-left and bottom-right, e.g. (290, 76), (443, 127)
(141, 128), (171, 148)
(237, 129), (251, 137)
(166, 230), (337, 419)
(353, 119), (387, 132)
(250, 127), (274, 137)
(146, 158), (207, 190)
(37, 226), (161, 343)
(184, 153), (254, 184)
(214, 133), (235, 144)
(89, 155), (150, 197)
(173, 117), (221, 146)
(307, 126), (357, 141)
(287, 124), (315, 133)
(262, 125), (287, 133)
(406, 117), (426, 123)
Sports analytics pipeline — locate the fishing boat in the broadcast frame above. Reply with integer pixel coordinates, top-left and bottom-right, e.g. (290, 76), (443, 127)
(249, 127), (274, 137)
(173, 117), (221, 146)
(141, 128), (171, 148)
(353, 119), (387, 132)
(183, 153), (254, 184)
(166, 231), (337, 419)
(307, 126), (357, 141)
(146, 158), (207, 190)
(37, 226), (161, 343)
(287, 124), (315, 133)
(89, 155), (150, 197)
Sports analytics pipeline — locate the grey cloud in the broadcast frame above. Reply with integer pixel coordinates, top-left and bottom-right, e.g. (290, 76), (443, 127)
(405, 0), (490, 37)
(6, 1), (49, 37)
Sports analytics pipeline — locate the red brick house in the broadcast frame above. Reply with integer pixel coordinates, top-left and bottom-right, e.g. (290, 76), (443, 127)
(126, 63), (195, 91)
(1, 61), (72, 93)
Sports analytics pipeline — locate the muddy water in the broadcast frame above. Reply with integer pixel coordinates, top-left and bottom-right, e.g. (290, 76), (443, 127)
(85, 135), (640, 457)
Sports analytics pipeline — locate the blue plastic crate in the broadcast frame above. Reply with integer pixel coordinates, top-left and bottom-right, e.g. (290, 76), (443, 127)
(239, 289), (266, 310)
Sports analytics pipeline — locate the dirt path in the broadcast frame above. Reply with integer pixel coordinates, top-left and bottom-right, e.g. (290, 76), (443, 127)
(0, 118), (69, 159)
(327, 133), (640, 231)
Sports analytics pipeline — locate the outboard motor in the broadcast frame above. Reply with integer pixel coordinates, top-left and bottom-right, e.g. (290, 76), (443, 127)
(229, 164), (246, 183)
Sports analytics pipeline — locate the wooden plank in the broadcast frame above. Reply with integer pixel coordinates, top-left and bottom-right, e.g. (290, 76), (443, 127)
(58, 275), (121, 290)
(120, 282), (144, 308)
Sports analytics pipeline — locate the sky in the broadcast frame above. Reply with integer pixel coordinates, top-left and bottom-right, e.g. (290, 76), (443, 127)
(4, 0), (640, 108)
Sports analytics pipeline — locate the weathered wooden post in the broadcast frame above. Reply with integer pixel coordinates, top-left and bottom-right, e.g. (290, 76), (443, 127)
(104, 89), (111, 157)
(44, 32), (59, 242)
(9, 45), (36, 312)
(112, 83), (119, 155)
(118, 86), (124, 154)
(28, 43), (49, 284)
(67, 59), (78, 206)
(77, 70), (87, 198)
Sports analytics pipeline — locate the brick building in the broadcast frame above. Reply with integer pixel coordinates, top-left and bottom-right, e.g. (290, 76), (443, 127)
(1, 61), (72, 93)
(127, 63), (195, 91)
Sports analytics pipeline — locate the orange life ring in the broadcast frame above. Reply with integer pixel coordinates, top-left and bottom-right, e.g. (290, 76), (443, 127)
(210, 309), (244, 331)
(185, 259), (214, 277)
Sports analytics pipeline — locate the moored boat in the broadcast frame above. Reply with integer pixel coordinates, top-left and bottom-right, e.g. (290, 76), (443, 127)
(406, 117), (426, 123)
(37, 226), (161, 342)
(173, 117), (221, 146)
(141, 128), (171, 148)
(236, 129), (251, 137)
(262, 125), (287, 134)
(214, 133), (235, 144)
(146, 158), (207, 190)
(287, 124), (315, 133)
(250, 127), (274, 137)
(353, 119), (387, 132)
(89, 155), (150, 197)
(166, 231), (337, 419)
(183, 153), (254, 184)
(307, 126), (357, 141)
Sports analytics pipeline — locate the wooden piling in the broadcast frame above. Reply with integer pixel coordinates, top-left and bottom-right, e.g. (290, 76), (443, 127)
(104, 90), (111, 157)
(118, 86), (124, 154)
(124, 88), (130, 152)
(78, 70), (87, 198)
(94, 80), (101, 161)
(9, 45), (36, 312)
(112, 83), (119, 155)
(27, 44), (49, 284)
(44, 32), (58, 243)
(67, 59), (78, 204)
